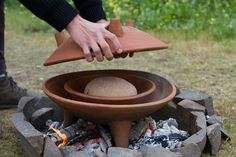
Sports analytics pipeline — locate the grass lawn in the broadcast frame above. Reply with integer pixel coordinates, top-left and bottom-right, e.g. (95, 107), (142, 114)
(0, 10), (235, 157)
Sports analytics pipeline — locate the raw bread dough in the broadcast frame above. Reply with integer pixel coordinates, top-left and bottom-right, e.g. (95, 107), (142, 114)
(84, 76), (137, 97)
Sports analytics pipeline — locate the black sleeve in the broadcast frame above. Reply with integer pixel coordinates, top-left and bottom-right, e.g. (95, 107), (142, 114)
(19, 0), (79, 32)
(72, 0), (106, 22)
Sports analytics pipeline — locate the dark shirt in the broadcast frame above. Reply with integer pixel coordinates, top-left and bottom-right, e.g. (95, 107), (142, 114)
(19, 0), (106, 32)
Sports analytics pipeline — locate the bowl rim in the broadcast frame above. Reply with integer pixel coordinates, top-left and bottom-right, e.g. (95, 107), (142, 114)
(42, 70), (176, 109)
(63, 74), (156, 101)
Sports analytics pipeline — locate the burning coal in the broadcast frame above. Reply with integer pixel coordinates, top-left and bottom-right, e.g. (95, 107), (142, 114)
(44, 117), (189, 155)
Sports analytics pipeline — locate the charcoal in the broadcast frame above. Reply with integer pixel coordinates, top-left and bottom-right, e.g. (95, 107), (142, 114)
(154, 135), (169, 148)
(169, 133), (188, 141)
(99, 138), (109, 153)
(46, 119), (63, 130)
(129, 120), (149, 142)
(98, 125), (113, 147)
(157, 118), (178, 128)
(129, 118), (189, 150)
(46, 119), (98, 146)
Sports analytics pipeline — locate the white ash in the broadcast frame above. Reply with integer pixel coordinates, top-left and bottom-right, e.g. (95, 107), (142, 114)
(129, 118), (189, 150)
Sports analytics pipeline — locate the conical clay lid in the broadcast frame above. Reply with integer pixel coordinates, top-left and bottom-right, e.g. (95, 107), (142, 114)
(44, 19), (168, 66)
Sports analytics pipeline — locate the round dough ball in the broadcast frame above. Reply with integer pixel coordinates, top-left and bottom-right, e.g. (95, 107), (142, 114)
(84, 76), (137, 97)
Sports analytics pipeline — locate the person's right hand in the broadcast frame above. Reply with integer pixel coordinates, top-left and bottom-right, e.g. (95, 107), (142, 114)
(66, 15), (123, 62)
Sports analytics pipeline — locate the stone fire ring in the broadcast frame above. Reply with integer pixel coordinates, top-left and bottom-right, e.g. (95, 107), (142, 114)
(42, 70), (176, 147)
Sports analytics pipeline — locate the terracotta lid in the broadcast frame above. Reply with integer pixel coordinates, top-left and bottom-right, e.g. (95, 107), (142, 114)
(44, 19), (168, 66)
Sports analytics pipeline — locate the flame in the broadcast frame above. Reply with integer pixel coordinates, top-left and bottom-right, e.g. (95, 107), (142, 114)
(50, 126), (67, 147)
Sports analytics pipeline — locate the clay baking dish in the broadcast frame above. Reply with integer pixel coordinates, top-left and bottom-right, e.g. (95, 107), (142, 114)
(43, 69), (176, 147)
(43, 69), (176, 123)
(63, 74), (156, 104)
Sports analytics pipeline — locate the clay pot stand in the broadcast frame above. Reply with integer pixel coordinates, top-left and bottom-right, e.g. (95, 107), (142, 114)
(44, 19), (168, 66)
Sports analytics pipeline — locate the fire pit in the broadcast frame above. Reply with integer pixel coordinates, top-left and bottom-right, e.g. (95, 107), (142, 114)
(11, 19), (230, 157)
(42, 70), (176, 147)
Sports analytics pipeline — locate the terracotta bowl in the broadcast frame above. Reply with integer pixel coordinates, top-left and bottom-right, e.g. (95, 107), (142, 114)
(63, 74), (156, 104)
(42, 70), (176, 147)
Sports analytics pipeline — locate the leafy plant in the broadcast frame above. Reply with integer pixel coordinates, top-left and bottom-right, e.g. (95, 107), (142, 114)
(5, 0), (236, 39)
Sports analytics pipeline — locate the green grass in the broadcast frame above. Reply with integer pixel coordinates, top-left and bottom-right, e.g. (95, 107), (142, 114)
(0, 9), (235, 157)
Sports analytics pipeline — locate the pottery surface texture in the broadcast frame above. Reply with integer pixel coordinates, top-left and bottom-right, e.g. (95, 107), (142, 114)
(44, 19), (168, 66)
(64, 74), (156, 104)
(43, 70), (176, 123)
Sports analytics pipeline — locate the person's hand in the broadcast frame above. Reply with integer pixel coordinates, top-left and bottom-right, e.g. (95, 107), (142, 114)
(97, 19), (135, 59)
(67, 15), (122, 62)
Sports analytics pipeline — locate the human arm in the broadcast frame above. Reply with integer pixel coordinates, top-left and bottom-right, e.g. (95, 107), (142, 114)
(19, 0), (122, 62)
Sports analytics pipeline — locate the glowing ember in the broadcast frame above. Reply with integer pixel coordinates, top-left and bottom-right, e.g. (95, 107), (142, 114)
(50, 126), (67, 147)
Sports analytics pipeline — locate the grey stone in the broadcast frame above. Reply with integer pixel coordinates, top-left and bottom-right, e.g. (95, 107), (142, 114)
(206, 123), (221, 155)
(206, 115), (224, 126)
(22, 96), (42, 121)
(191, 111), (207, 130)
(175, 85), (181, 96)
(206, 115), (230, 140)
(23, 96), (64, 122)
(108, 147), (142, 157)
(176, 104), (197, 134)
(178, 99), (206, 113)
(30, 107), (54, 130)
(18, 96), (36, 112)
(12, 112), (44, 157)
(151, 101), (177, 121)
(36, 97), (64, 121)
(67, 151), (90, 157)
(183, 128), (207, 152)
(174, 90), (214, 115)
(207, 114), (223, 126)
(44, 137), (63, 157)
(59, 146), (77, 156)
(141, 145), (182, 157)
(178, 143), (201, 157)
(67, 148), (107, 157)
(220, 128), (231, 140)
